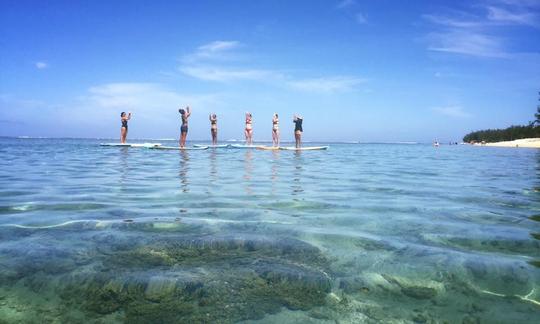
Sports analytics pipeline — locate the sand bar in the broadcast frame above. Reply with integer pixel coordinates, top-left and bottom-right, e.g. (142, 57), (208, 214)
(476, 138), (540, 148)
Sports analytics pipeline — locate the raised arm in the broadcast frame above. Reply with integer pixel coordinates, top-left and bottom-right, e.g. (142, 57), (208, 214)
(186, 106), (191, 118)
(127, 112), (132, 120)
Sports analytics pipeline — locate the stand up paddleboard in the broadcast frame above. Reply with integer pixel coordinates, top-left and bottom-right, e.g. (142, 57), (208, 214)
(194, 144), (230, 148)
(149, 146), (209, 150)
(100, 143), (162, 148)
(257, 146), (281, 150)
(279, 146), (329, 151)
(230, 144), (262, 149)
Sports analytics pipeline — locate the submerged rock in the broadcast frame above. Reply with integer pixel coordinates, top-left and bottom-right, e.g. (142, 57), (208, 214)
(55, 234), (332, 322)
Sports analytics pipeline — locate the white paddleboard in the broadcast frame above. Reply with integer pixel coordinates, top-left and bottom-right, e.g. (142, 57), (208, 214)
(149, 146), (209, 150)
(230, 144), (262, 149)
(100, 143), (162, 147)
(194, 144), (230, 148)
(279, 146), (329, 151)
(257, 146), (281, 150)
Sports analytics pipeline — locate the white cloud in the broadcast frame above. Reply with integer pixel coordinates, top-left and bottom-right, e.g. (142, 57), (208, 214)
(337, 0), (355, 9)
(423, 1), (540, 58)
(486, 6), (539, 27)
(86, 83), (219, 117)
(427, 31), (508, 57)
(422, 14), (483, 28)
(179, 41), (366, 92)
(182, 40), (242, 63)
(433, 106), (472, 118)
(355, 13), (368, 24)
(287, 76), (365, 93)
(198, 40), (240, 53)
(35, 62), (48, 69)
(179, 66), (282, 82)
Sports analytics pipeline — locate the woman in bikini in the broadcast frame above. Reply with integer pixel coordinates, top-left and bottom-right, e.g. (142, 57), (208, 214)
(120, 112), (131, 144)
(179, 106), (191, 148)
(272, 113), (280, 147)
(293, 114), (303, 148)
(245, 112), (253, 145)
(209, 113), (218, 145)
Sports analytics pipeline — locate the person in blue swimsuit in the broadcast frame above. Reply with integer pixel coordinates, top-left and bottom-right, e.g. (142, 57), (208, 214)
(120, 112), (131, 144)
(179, 106), (191, 148)
(293, 114), (303, 148)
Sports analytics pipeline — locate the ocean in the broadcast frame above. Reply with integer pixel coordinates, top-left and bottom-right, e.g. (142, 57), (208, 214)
(0, 138), (538, 323)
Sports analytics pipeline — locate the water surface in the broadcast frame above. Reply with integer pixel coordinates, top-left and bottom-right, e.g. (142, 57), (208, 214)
(0, 138), (539, 323)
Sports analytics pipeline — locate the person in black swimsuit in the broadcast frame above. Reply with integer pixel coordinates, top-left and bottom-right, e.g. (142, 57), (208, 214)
(209, 113), (218, 145)
(179, 106), (191, 148)
(293, 114), (303, 148)
(120, 112), (131, 144)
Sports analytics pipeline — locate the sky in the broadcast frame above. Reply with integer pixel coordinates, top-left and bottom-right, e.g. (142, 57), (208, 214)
(1, 0), (539, 142)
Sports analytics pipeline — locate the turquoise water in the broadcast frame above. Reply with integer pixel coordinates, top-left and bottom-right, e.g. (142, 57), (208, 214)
(0, 138), (539, 323)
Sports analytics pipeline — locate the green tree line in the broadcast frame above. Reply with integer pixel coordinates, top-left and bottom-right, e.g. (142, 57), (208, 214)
(463, 93), (540, 143)
(463, 125), (540, 143)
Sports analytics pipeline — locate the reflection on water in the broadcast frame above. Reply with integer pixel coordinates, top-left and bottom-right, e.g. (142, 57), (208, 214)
(209, 149), (217, 184)
(178, 150), (189, 193)
(119, 147), (129, 186)
(244, 150), (253, 195)
(270, 150), (280, 194)
(291, 150), (304, 195)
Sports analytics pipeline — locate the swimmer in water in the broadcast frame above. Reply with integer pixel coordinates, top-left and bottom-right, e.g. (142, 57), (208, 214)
(293, 114), (303, 148)
(245, 112), (253, 145)
(209, 113), (218, 145)
(120, 112), (131, 144)
(272, 113), (280, 147)
(178, 106), (191, 148)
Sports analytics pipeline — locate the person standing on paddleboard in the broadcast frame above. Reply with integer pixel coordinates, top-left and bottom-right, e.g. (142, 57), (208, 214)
(120, 112), (131, 144)
(293, 114), (303, 148)
(272, 113), (280, 147)
(179, 106), (191, 148)
(209, 113), (218, 145)
(245, 112), (253, 145)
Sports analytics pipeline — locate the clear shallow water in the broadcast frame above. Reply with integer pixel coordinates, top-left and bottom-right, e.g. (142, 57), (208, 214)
(0, 138), (539, 323)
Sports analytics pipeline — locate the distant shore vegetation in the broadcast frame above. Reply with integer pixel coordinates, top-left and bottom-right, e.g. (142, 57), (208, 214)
(463, 93), (540, 143)
(463, 125), (540, 143)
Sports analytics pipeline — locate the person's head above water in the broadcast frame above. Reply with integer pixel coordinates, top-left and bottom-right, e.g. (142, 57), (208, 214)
(212, 113), (217, 119)
(179, 108), (185, 115)
(121, 112), (126, 117)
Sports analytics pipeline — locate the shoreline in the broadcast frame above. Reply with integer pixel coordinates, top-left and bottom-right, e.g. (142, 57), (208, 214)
(474, 137), (540, 148)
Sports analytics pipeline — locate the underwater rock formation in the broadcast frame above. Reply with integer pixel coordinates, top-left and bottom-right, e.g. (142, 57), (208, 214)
(55, 233), (332, 322)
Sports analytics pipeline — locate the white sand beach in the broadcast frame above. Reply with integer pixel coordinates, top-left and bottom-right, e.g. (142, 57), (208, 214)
(476, 138), (540, 148)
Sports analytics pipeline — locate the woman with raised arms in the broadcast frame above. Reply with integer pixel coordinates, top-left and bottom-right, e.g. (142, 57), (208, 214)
(209, 113), (218, 145)
(120, 111), (131, 144)
(272, 113), (280, 147)
(293, 114), (303, 148)
(178, 106), (191, 148)
(245, 112), (253, 145)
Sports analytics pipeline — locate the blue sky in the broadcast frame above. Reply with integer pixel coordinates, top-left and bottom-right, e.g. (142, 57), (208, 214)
(1, 0), (539, 142)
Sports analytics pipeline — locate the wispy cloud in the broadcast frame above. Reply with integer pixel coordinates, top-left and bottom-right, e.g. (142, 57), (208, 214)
(35, 61), (48, 69)
(287, 76), (365, 93)
(423, 0), (540, 58)
(432, 106), (472, 118)
(427, 31), (508, 57)
(179, 66), (282, 82)
(87, 83), (217, 112)
(355, 13), (368, 24)
(422, 14), (483, 28)
(486, 6), (539, 27)
(179, 41), (365, 92)
(337, 0), (355, 9)
(182, 40), (242, 64)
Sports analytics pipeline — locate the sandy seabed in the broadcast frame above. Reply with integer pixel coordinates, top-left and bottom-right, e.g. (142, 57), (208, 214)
(475, 138), (540, 148)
